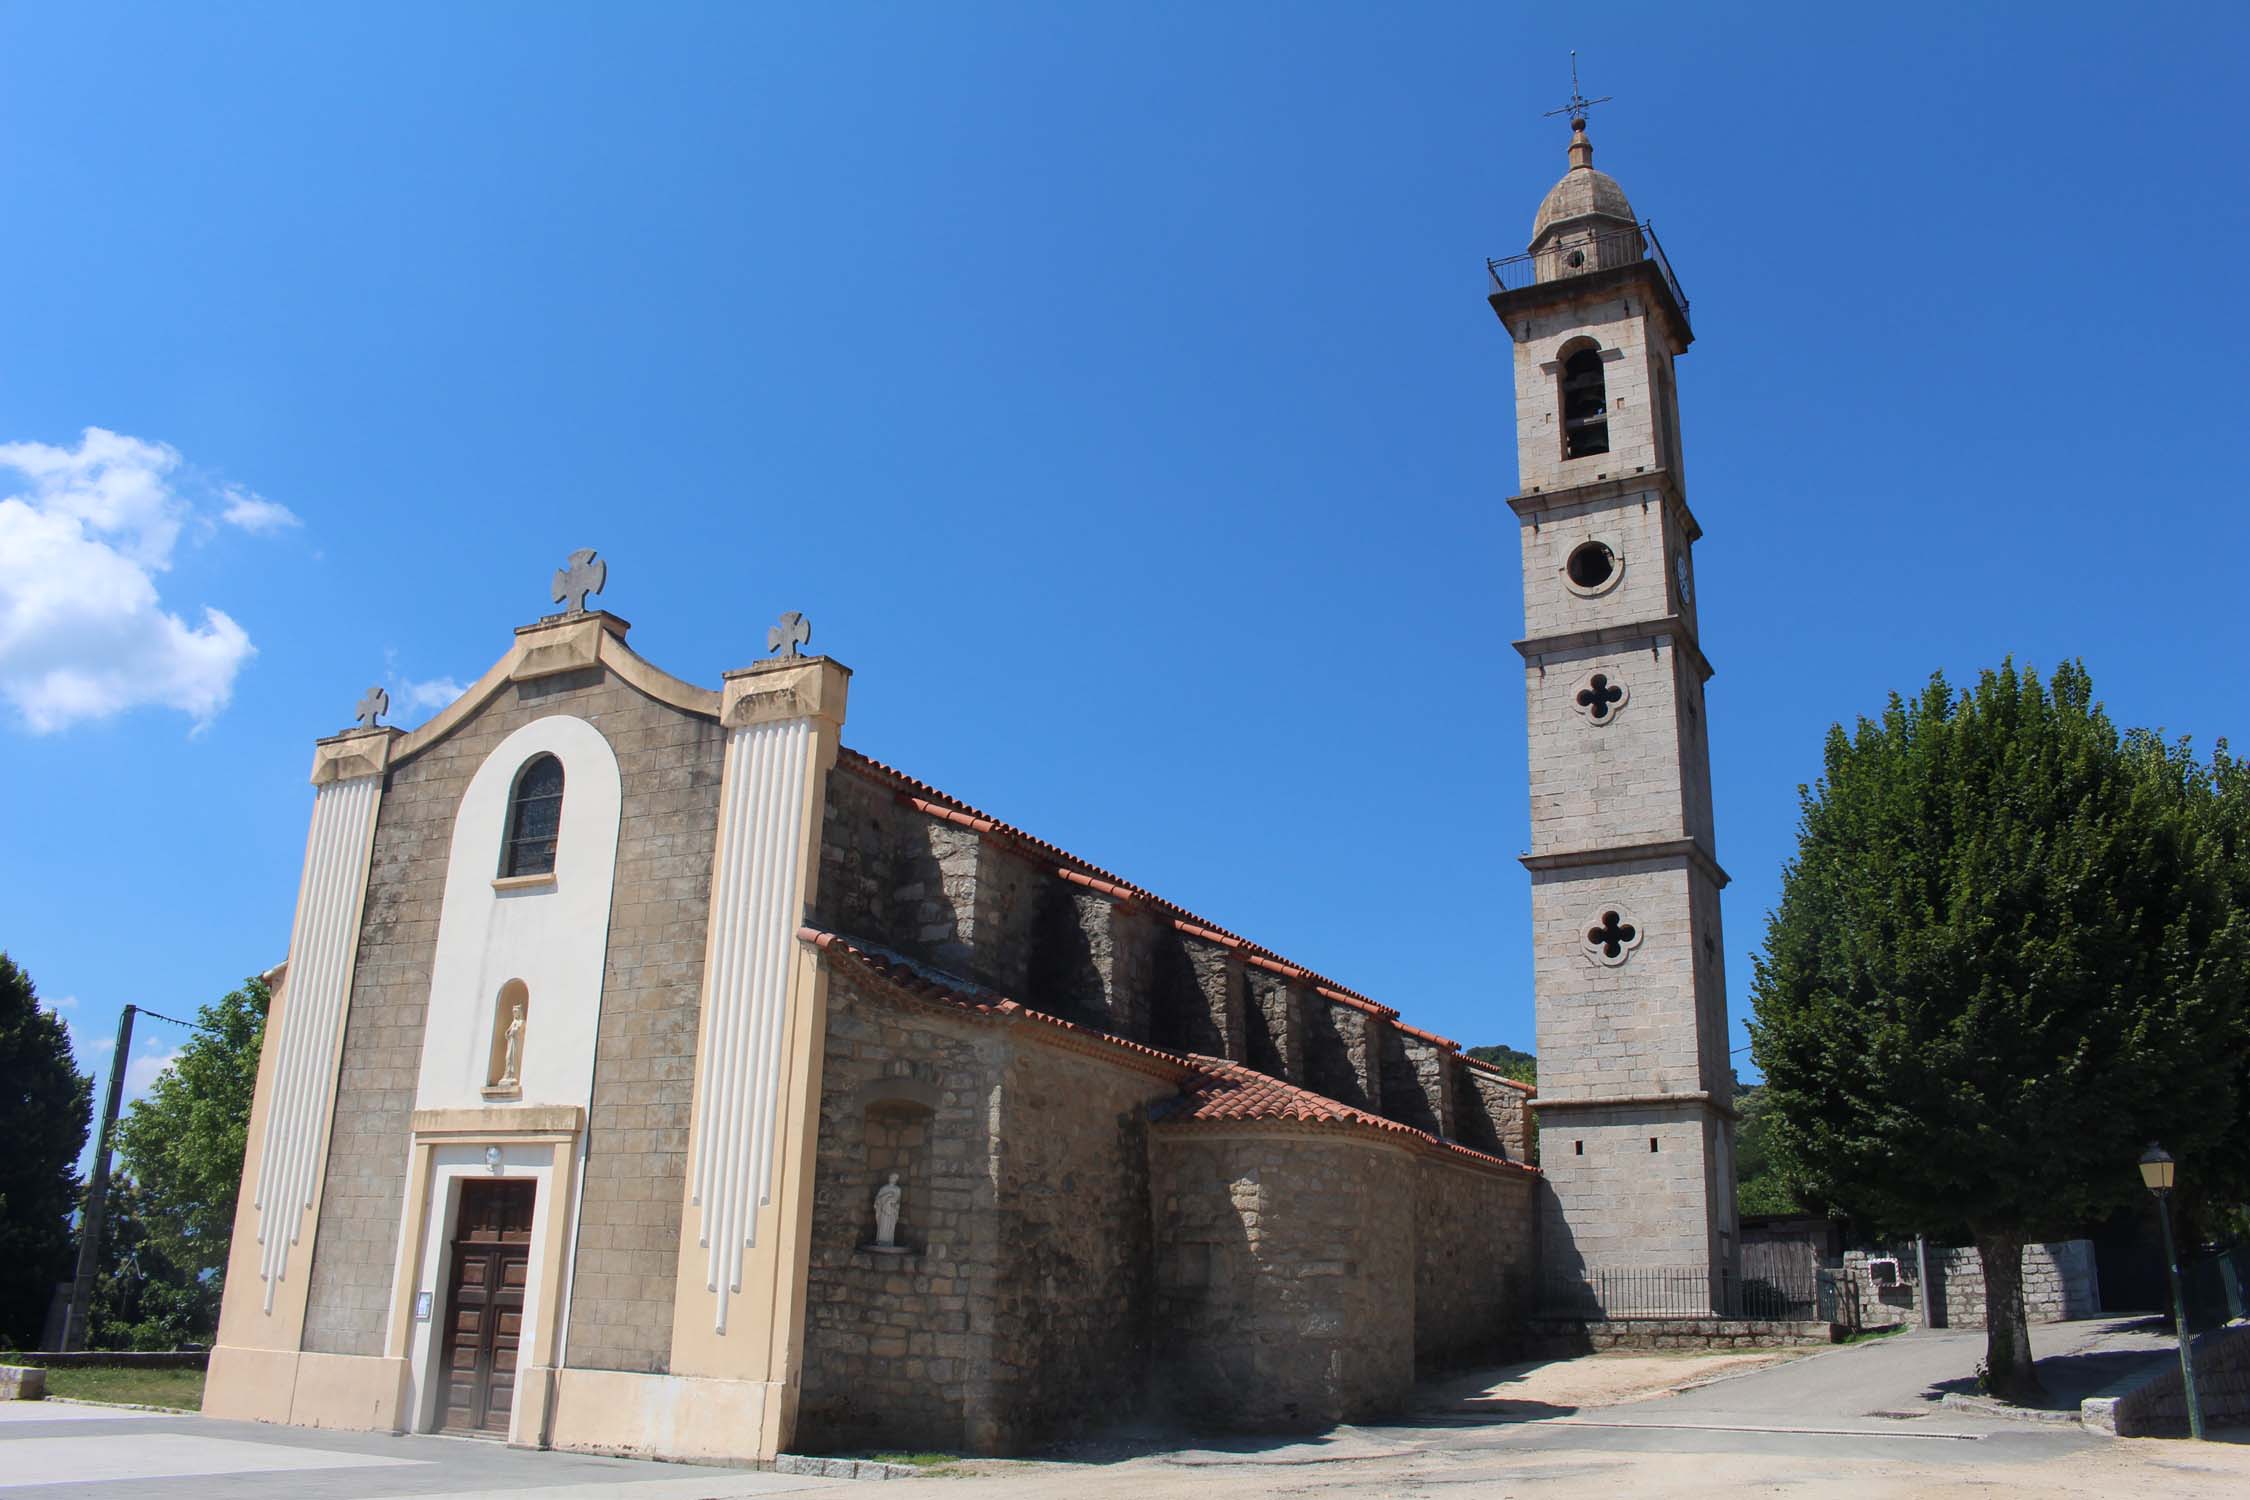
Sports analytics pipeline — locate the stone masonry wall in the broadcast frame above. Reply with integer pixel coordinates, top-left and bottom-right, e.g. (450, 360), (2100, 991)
(986, 1043), (1171, 1451)
(2088, 1323), (2250, 1437)
(1380, 1031), (1454, 1139)
(300, 664), (723, 1368)
(1413, 1158), (1535, 1371)
(797, 965), (1006, 1454)
(796, 964), (1174, 1456)
(1151, 1130), (1416, 1431)
(1523, 1317), (1834, 1355)
(1455, 1065), (1533, 1162)
(816, 757), (1510, 1165)
(1839, 1241), (2101, 1331)
(1243, 973), (1303, 1084)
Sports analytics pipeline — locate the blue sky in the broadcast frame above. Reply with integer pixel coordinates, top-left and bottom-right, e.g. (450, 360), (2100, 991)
(4, 3), (2246, 1137)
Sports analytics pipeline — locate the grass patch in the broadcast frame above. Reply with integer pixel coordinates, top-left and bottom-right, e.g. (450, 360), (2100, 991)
(39, 1366), (205, 1410)
(1838, 1324), (1908, 1346)
(866, 1451), (964, 1471)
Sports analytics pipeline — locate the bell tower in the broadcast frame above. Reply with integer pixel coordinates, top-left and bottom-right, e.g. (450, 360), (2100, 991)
(1489, 112), (1738, 1301)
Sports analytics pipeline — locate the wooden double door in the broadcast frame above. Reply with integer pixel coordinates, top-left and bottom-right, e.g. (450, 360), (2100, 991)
(439, 1178), (535, 1436)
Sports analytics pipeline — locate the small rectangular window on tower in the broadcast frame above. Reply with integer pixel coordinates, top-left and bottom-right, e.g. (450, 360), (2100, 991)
(1650, 1137), (1660, 1153)
(1574, 1140), (1584, 1156)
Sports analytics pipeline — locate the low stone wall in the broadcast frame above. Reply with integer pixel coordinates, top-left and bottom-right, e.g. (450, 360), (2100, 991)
(1839, 1241), (2099, 1331)
(1522, 1317), (1835, 1355)
(2083, 1324), (2250, 1437)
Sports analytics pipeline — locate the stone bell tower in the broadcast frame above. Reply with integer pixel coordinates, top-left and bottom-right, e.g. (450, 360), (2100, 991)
(1488, 114), (1738, 1298)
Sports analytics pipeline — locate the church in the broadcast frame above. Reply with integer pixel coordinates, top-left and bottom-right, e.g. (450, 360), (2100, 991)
(204, 113), (1737, 1462)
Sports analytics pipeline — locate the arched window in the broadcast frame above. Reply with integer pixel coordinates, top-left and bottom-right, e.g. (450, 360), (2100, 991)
(1561, 345), (1610, 459)
(500, 754), (565, 877)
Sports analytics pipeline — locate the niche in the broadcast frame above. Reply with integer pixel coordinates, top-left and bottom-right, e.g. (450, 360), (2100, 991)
(484, 979), (529, 1098)
(859, 1080), (937, 1255)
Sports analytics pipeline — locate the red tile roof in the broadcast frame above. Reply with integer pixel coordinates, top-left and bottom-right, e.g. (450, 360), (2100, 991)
(839, 748), (1420, 1027)
(1459, 1054), (1538, 1093)
(1161, 1054), (1530, 1174)
(800, 926), (1534, 1178)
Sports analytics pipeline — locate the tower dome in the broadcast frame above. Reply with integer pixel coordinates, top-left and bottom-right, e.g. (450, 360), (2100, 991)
(1528, 119), (1643, 281)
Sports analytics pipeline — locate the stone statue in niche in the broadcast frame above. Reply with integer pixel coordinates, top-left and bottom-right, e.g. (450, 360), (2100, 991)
(873, 1172), (903, 1248)
(498, 1003), (525, 1088)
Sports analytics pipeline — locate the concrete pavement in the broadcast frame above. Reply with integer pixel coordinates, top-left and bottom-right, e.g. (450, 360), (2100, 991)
(0, 1399), (842, 1499)
(3, 1321), (2236, 1498)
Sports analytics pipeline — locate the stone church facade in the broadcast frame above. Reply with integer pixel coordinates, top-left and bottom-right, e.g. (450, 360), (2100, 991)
(206, 119), (1732, 1461)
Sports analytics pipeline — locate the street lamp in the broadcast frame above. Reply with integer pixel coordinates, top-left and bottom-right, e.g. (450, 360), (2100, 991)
(2138, 1142), (2205, 1440)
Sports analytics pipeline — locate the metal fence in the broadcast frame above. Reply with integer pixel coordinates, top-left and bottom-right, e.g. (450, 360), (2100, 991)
(1486, 220), (1692, 329)
(1539, 1264), (1822, 1322)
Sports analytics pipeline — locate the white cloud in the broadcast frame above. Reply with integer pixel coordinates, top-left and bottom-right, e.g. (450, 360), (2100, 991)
(124, 1047), (181, 1095)
(48, 993), (78, 1009)
(219, 487), (301, 534)
(0, 426), (283, 733)
(397, 675), (465, 710)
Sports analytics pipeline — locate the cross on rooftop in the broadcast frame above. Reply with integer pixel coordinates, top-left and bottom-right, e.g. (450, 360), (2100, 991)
(768, 610), (811, 659)
(1542, 50), (1613, 127)
(354, 685), (389, 731)
(552, 548), (607, 615)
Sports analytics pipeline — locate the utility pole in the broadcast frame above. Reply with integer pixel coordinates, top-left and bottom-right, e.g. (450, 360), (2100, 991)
(61, 1002), (135, 1351)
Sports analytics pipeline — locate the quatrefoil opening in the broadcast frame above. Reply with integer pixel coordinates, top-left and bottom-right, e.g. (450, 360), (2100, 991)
(1581, 905), (1643, 968)
(1571, 668), (1629, 725)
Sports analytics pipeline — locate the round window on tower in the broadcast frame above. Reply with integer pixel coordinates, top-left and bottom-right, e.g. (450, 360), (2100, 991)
(1566, 249), (1587, 269)
(1563, 539), (1621, 596)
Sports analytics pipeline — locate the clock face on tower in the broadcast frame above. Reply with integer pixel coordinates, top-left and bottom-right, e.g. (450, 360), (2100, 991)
(1674, 549), (1693, 608)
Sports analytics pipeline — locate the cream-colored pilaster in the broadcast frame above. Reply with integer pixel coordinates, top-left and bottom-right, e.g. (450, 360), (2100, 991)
(205, 728), (395, 1422)
(662, 656), (849, 1456)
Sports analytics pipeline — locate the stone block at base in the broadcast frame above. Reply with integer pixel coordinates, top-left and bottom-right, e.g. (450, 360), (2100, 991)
(203, 1346), (410, 1432)
(202, 1346), (302, 1423)
(0, 1366), (46, 1401)
(289, 1352), (411, 1431)
(548, 1367), (790, 1463)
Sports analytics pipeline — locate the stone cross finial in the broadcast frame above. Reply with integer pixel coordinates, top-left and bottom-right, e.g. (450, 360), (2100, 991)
(552, 549), (607, 615)
(767, 610), (811, 659)
(354, 685), (389, 731)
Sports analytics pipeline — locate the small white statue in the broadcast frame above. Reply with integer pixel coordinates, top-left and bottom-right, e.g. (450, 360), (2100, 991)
(499, 1003), (525, 1087)
(873, 1172), (903, 1248)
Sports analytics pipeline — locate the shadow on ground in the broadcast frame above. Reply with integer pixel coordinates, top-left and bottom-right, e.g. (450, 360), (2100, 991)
(1923, 1317), (2180, 1413)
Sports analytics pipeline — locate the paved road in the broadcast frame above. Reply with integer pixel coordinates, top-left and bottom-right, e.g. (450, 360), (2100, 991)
(0, 1399), (840, 1499)
(2, 1323), (2232, 1499)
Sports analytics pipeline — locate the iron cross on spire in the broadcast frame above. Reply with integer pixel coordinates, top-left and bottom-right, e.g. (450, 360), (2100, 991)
(1542, 50), (1613, 127)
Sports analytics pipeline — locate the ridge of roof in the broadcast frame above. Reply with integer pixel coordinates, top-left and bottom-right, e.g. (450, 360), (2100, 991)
(837, 747), (1424, 1029)
(800, 925), (1534, 1177)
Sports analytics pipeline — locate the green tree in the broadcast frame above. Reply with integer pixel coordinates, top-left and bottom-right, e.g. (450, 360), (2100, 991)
(1465, 1042), (1536, 1085)
(106, 975), (268, 1344)
(1750, 662), (2247, 1402)
(88, 1178), (213, 1350)
(0, 953), (93, 1349)
(1732, 1083), (1807, 1218)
